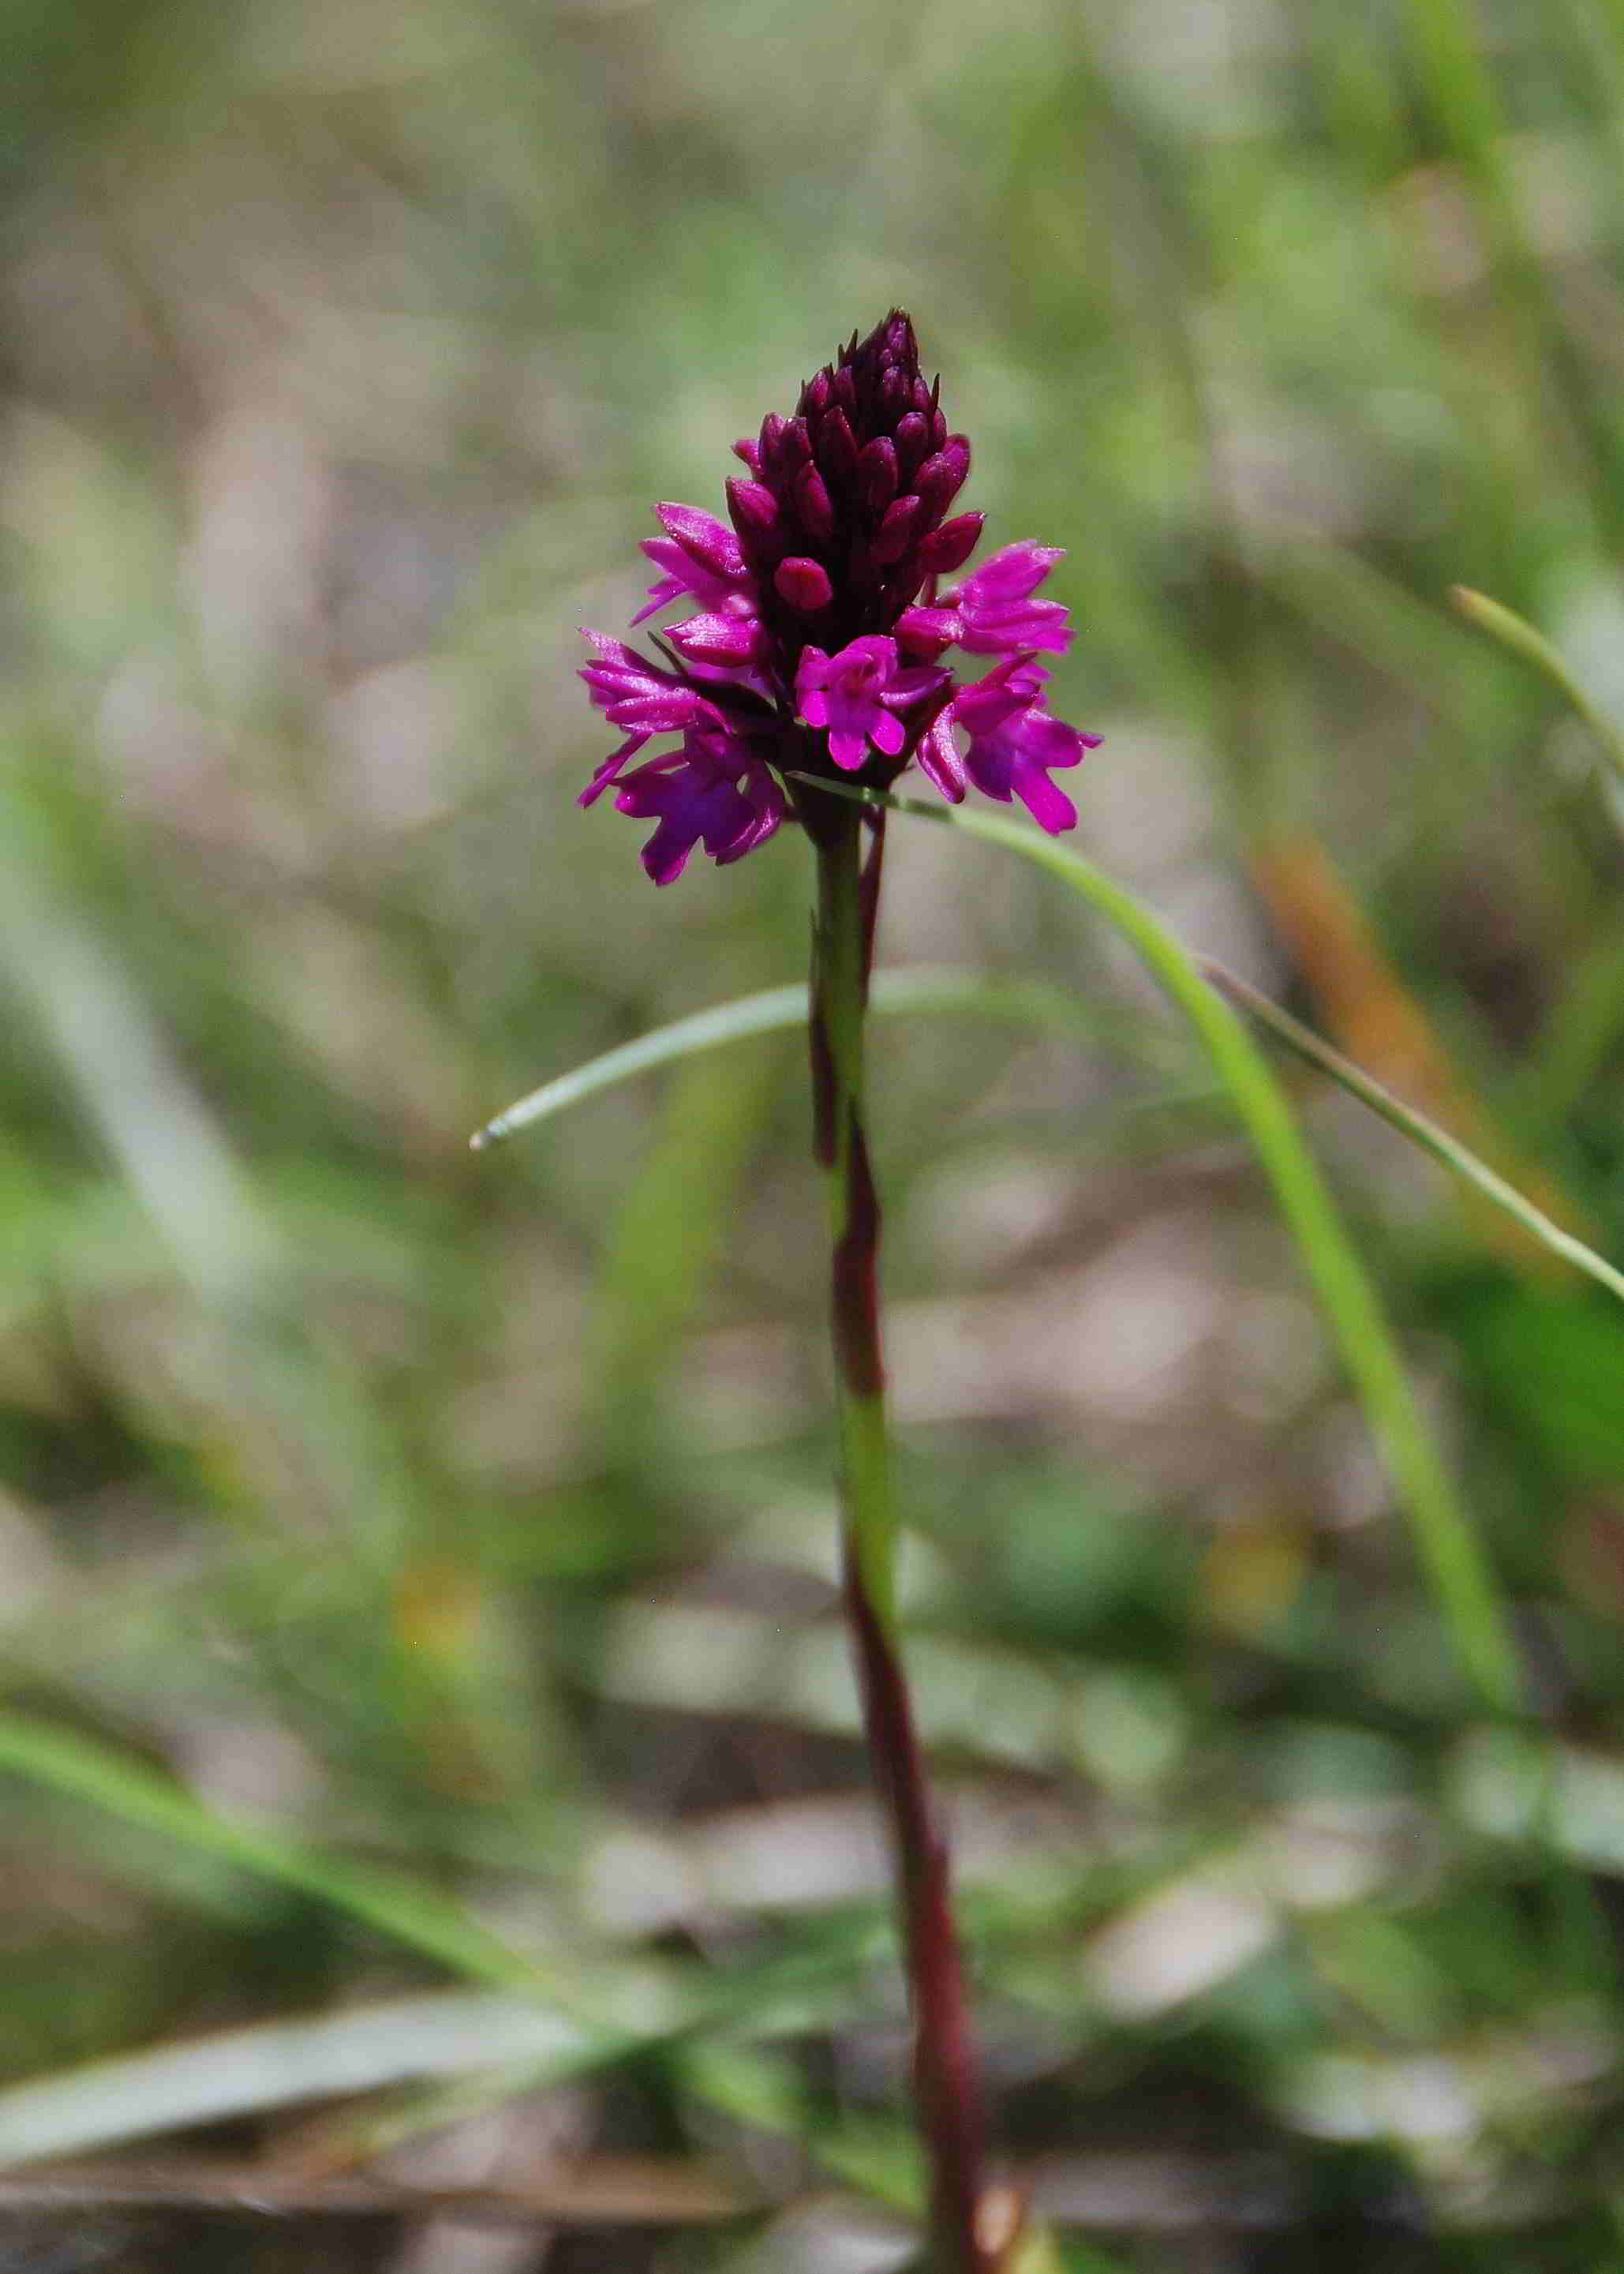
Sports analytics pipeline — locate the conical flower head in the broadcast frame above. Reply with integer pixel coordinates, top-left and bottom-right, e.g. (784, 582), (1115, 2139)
(577, 311), (1098, 880)
(727, 312), (980, 674)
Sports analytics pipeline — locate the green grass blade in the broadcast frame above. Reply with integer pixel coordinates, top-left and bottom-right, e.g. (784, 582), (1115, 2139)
(0, 1994), (589, 2166)
(0, 1714), (943, 2227)
(473, 938), (1623, 1310)
(1452, 585), (1624, 788)
(0, 1712), (552, 1991)
(470, 966), (1178, 1150)
(1199, 960), (1624, 1306)
(799, 781), (1522, 1715)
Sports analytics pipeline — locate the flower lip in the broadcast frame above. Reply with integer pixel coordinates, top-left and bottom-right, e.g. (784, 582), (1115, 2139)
(613, 721), (786, 884)
(945, 654), (1102, 834)
(795, 635), (945, 772)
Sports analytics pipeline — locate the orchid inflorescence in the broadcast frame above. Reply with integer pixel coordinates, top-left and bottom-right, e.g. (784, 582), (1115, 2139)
(578, 310), (1101, 882)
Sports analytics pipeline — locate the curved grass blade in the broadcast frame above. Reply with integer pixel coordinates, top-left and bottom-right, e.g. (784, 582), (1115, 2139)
(1451, 585), (1624, 788)
(797, 778), (1521, 1716)
(0, 1993), (589, 2166)
(470, 967), (1178, 1150)
(0, 1711), (957, 2235)
(0, 1712), (548, 1993)
(469, 902), (1622, 1308)
(1199, 959), (1624, 1307)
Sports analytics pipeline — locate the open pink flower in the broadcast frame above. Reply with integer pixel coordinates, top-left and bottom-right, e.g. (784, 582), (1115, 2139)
(577, 634), (730, 805)
(613, 724), (785, 884)
(899, 541), (1073, 661)
(919, 657), (1099, 834)
(795, 637), (945, 771)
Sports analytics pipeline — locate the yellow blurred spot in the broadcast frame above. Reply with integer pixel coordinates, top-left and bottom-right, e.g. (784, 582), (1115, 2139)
(395, 1556), (481, 1665)
(1205, 1518), (1308, 1639)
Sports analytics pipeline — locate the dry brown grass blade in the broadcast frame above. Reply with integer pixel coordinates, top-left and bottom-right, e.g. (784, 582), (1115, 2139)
(0, 2156), (751, 2227)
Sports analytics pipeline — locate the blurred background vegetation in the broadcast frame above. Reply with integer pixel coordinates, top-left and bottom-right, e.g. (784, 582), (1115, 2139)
(2, 0), (1624, 2265)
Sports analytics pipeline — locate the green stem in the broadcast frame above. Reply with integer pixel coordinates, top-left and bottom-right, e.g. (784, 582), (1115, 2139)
(815, 811), (897, 1620)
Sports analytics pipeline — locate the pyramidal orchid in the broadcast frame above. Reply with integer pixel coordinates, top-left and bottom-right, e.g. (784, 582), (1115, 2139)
(579, 309), (1098, 882)
(578, 315), (1080, 2273)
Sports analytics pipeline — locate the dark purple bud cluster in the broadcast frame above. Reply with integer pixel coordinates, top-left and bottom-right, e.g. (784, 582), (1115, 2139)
(725, 312), (982, 676)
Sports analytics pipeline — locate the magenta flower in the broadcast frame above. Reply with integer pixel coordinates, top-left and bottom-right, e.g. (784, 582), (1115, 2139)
(795, 637), (945, 770)
(578, 312), (1098, 879)
(576, 633), (731, 804)
(664, 612), (771, 675)
(631, 504), (756, 627)
(922, 657), (1102, 834)
(952, 542), (1073, 656)
(613, 724), (785, 884)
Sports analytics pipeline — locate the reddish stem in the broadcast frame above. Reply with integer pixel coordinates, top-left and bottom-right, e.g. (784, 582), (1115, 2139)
(844, 1542), (996, 2271)
(810, 804), (1000, 2273)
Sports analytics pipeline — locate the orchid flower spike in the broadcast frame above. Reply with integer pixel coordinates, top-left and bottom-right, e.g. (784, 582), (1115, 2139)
(578, 312), (1098, 879)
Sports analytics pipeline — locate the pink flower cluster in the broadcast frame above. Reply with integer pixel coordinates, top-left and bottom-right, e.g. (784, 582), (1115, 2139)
(578, 314), (1098, 882)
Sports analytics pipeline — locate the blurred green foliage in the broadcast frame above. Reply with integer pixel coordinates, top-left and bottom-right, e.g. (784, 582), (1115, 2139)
(2, 0), (1624, 2264)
